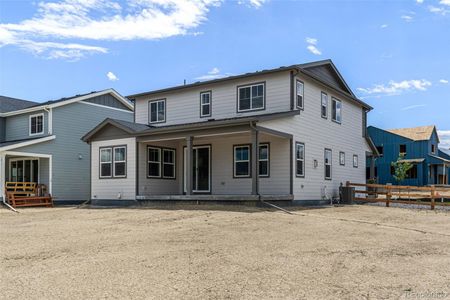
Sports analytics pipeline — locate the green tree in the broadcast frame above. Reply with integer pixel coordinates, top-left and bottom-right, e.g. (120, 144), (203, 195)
(391, 154), (413, 185)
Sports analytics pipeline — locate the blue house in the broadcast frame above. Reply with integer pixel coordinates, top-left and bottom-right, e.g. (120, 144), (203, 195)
(367, 125), (450, 186)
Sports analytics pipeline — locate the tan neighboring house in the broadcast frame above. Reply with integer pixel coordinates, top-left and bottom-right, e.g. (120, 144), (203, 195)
(82, 60), (377, 205)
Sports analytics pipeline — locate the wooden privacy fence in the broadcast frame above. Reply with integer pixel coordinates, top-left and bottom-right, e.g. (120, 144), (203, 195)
(346, 181), (450, 210)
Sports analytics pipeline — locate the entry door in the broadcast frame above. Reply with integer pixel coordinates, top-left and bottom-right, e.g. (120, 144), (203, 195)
(184, 146), (211, 193)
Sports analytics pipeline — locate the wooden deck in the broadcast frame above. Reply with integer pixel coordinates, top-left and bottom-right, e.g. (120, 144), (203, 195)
(136, 194), (294, 201)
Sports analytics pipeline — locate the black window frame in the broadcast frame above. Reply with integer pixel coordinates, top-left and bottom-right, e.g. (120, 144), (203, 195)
(321, 92), (328, 119)
(399, 144), (407, 156)
(296, 80), (304, 110)
(324, 148), (332, 180)
(99, 145), (127, 179)
(331, 97), (342, 124)
(147, 146), (162, 178)
(339, 151), (345, 166)
(148, 99), (166, 124)
(233, 144), (251, 178)
(200, 91), (212, 118)
(258, 143), (270, 177)
(162, 148), (176, 179)
(296, 142), (305, 178)
(236, 82), (266, 113)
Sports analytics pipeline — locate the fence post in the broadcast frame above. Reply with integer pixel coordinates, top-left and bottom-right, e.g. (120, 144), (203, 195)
(430, 185), (435, 210)
(386, 184), (391, 207)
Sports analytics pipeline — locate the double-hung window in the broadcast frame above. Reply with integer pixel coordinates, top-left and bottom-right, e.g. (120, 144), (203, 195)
(100, 146), (127, 178)
(162, 149), (176, 179)
(324, 149), (332, 180)
(296, 142), (305, 177)
(353, 155), (359, 168)
(296, 80), (304, 109)
(237, 83), (265, 112)
(29, 113), (44, 135)
(149, 99), (166, 123)
(332, 98), (342, 123)
(321, 92), (328, 119)
(200, 91), (211, 117)
(234, 145), (250, 177)
(339, 151), (345, 166)
(113, 146), (127, 177)
(148, 147), (161, 178)
(258, 144), (269, 177)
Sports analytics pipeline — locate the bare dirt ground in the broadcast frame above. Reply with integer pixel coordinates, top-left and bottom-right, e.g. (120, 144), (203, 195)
(1, 204), (449, 300)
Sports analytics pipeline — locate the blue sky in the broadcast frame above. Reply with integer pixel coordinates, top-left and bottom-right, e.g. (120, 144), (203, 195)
(0, 0), (449, 148)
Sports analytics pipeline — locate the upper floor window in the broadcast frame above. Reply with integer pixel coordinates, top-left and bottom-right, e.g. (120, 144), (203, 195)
(331, 98), (342, 123)
(29, 113), (44, 135)
(296, 80), (304, 109)
(321, 92), (328, 119)
(399, 144), (407, 156)
(353, 154), (358, 168)
(339, 151), (345, 166)
(149, 99), (166, 124)
(325, 149), (332, 180)
(237, 83), (265, 112)
(431, 144), (436, 154)
(376, 146), (384, 156)
(200, 91), (211, 118)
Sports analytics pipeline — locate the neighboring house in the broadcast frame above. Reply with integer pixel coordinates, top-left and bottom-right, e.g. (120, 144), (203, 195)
(0, 89), (134, 203)
(82, 60), (377, 205)
(367, 125), (450, 186)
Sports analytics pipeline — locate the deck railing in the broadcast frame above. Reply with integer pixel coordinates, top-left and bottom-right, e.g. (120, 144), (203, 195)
(346, 181), (450, 210)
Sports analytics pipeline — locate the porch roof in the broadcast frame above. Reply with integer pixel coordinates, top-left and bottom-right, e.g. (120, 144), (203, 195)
(82, 110), (299, 142)
(0, 135), (55, 151)
(429, 154), (450, 164)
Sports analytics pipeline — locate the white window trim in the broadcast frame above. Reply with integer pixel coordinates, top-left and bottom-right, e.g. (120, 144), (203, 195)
(200, 91), (212, 118)
(353, 155), (359, 168)
(296, 142), (305, 177)
(99, 148), (113, 178)
(29, 113), (44, 136)
(296, 80), (304, 109)
(325, 149), (332, 180)
(162, 148), (176, 179)
(147, 147), (162, 178)
(332, 97), (342, 124)
(237, 83), (265, 112)
(321, 92), (328, 119)
(113, 146), (127, 178)
(258, 143), (269, 177)
(148, 99), (166, 124)
(234, 145), (251, 178)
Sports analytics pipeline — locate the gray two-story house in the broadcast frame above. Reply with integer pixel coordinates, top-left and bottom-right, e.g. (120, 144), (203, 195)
(0, 89), (134, 203)
(83, 60), (377, 205)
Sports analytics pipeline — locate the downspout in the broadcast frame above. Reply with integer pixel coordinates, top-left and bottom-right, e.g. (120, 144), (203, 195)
(43, 106), (52, 135)
(250, 122), (292, 214)
(2, 197), (18, 213)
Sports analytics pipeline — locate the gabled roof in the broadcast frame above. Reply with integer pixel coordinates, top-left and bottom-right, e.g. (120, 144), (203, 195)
(0, 89), (133, 117)
(127, 59), (372, 110)
(82, 110), (300, 142)
(0, 96), (38, 113)
(387, 125), (437, 142)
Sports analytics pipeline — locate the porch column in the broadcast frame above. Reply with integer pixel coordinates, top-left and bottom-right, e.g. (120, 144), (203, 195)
(370, 155), (376, 180)
(251, 127), (259, 195)
(185, 136), (193, 195)
(0, 153), (5, 199)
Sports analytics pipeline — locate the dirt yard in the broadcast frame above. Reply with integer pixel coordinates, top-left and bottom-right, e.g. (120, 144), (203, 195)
(1, 204), (449, 300)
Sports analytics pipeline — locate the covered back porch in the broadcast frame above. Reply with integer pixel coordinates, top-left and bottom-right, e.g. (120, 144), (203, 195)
(135, 122), (294, 201)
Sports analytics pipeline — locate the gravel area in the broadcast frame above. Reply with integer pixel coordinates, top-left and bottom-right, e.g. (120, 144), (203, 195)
(1, 204), (449, 300)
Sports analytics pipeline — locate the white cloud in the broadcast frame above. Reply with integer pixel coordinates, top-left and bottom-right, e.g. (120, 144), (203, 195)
(428, 5), (449, 15)
(401, 104), (427, 111)
(195, 67), (232, 81)
(440, 0), (450, 6)
(438, 130), (450, 149)
(357, 79), (432, 97)
(0, 0), (222, 60)
(107, 71), (118, 81)
(380, 24), (388, 28)
(401, 15), (414, 21)
(416, 0), (424, 4)
(305, 37), (321, 55)
(239, 0), (267, 8)
(440, 79), (449, 84)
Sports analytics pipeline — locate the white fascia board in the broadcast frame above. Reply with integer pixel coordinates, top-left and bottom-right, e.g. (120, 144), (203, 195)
(0, 135), (56, 151)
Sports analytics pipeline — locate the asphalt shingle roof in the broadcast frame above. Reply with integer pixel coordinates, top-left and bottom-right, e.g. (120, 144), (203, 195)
(0, 96), (38, 113)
